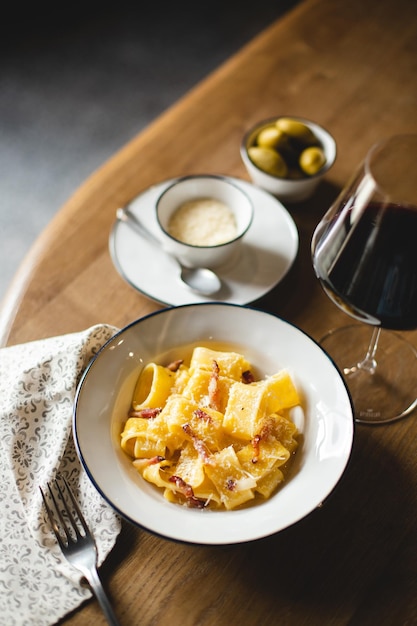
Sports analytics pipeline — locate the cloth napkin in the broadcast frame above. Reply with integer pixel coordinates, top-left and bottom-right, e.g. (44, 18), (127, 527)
(0, 324), (122, 626)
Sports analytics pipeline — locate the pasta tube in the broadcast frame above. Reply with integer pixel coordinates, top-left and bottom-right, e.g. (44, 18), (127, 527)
(132, 363), (175, 410)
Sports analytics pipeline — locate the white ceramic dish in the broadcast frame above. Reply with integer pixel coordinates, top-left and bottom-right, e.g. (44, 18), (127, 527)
(241, 116), (337, 203)
(109, 176), (299, 306)
(156, 174), (254, 269)
(73, 303), (354, 545)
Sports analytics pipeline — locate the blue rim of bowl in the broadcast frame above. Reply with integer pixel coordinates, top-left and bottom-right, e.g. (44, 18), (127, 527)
(73, 302), (355, 545)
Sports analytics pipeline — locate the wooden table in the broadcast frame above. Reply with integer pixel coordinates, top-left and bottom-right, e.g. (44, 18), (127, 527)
(2, 0), (417, 623)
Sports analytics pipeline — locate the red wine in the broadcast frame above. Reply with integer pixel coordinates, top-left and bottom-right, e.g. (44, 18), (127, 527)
(313, 202), (417, 330)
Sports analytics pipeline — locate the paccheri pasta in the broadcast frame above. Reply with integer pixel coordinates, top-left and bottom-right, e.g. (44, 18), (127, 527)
(120, 346), (300, 510)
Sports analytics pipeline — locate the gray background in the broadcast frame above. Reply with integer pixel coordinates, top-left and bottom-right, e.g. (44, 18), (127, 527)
(0, 2), (298, 302)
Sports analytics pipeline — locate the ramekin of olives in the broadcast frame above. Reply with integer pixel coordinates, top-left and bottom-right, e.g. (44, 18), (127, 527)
(240, 116), (336, 202)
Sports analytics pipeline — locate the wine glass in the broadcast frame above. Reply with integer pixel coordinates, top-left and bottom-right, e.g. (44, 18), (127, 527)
(311, 134), (417, 425)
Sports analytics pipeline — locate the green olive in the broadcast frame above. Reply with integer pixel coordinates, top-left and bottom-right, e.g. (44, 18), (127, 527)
(276, 117), (319, 145)
(248, 146), (288, 177)
(299, 146), (326, 175)
(256, 125), (286, 149)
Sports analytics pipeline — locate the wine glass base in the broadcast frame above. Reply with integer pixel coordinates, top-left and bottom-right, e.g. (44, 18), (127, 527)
(320, 325), (417, 425)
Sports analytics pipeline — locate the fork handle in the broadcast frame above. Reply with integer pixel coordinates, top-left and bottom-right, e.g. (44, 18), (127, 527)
(84, 567), (121, 626)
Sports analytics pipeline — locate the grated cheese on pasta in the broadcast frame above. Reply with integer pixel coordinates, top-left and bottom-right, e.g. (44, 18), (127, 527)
(121, 346), (301, 511)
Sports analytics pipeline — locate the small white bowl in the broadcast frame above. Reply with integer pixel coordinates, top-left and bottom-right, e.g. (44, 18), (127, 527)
(156, 174), (254, 269)
(241, 116), (336, 203)
(73, 303), (354, 546)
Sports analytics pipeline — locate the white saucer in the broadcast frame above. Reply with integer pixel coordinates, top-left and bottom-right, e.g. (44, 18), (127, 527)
(109, 176), (299, 306)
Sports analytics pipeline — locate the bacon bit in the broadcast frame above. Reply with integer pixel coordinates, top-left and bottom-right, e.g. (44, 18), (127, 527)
(193, 408), (212, 423)
(169, 475), (206, 509)
(242, 370), (255, 384)
(129, 407), (162, 419)
(169, 475), (194, 497)
(251, 418), (275, 463)
(226, 478), (236, 491)
(133, 455), (166, 470)
(208, 360), (221, 411)
(166, 359), (183, 372)
(148, 455), (165, 465)
(251, 434), (261, 464)
(182, 423), (193, 437)
(182, 423), (214, 465)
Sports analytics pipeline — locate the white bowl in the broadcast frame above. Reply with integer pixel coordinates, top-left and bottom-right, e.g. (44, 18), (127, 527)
(73, 303), (354, 545)
(241, 116), (337, 203)
(156, 174), (254, 268)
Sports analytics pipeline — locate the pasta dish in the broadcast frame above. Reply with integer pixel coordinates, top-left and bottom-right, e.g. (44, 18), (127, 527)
(120, 346), (300, 510)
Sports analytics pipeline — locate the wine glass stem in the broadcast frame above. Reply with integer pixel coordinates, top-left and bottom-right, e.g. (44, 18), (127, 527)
(343, 327), (381, 376)
(357, 327), (380, 374)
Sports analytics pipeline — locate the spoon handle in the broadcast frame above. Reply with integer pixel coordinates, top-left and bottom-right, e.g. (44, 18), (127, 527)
(116, 207), (161, 248)
(116, 206), (221, 296)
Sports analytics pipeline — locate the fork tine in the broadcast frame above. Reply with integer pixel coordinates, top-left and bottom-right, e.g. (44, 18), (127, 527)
(40, 476), (89, 547)
(59, 476), (91, 536)
(40, 483), (67, 550)
(54, 476), (88, 541)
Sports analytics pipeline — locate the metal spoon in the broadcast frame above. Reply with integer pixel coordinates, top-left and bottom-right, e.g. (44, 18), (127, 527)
(116, 207), (222, 296)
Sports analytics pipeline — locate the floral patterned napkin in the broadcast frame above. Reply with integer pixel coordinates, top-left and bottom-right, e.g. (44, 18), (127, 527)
(0, 324), (122, 626)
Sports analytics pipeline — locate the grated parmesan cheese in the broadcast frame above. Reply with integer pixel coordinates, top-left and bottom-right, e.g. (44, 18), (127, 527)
(167, 197), (237, 246)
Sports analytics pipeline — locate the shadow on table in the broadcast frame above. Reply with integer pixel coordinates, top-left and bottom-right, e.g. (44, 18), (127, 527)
(252, 180), (341, 321)
(218, 424), (416, 624)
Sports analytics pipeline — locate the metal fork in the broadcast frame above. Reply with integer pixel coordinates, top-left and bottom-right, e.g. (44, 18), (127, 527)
(40, 476), (121, 626)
